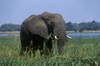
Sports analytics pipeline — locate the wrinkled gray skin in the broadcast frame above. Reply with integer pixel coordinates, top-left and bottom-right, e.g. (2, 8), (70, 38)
(20, 12), (66, 56)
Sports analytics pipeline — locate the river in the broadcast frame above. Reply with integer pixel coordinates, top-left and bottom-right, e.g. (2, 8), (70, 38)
(67, 33), (100, 38)
(0, 33), (100, 38)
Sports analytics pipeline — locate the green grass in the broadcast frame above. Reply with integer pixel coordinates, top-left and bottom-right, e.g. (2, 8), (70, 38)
(0, 36), (100, 66)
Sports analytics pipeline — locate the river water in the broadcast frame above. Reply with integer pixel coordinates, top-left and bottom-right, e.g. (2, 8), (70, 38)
(67, 33), (100, 38)
(0, 33), (100, 38)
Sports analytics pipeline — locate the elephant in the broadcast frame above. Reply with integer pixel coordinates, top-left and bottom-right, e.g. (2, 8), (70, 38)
(20, 12), (67, 56)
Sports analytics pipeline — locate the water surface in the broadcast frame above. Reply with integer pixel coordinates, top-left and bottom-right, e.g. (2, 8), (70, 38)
(0, 33), (100, 38)
(67, 33), (100, 38)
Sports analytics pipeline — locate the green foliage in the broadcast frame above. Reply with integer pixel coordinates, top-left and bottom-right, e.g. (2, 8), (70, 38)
(0, 23), (21, 32)
(72, 23), (79, 32)
(66, 22), (73, 31)
(79, 20), (100, 32)
(66, 20), (100, 32)
(0, 36), (100, 66)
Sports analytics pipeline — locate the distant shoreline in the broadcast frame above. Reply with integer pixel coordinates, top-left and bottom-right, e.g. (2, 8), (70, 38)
(0, 31), (20, 34)
(66, 30), (100, 33)
(0, 30), (100, 34)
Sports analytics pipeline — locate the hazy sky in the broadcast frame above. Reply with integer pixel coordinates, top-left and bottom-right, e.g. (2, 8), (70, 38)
(0, 0), (100, 26)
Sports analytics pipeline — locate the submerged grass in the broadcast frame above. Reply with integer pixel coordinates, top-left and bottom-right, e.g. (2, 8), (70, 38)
(0, 35), (100, 66)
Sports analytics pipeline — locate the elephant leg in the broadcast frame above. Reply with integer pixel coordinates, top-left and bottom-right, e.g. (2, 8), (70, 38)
(40, 39), (52, 56)
(33, 35), (44, 56)
(20, 40), (26, 56)
(20, 40), (31, 56)
(39, 44), (43, 56)
(32, 42), (43, 56)
(26, 40), (31, 56)
(39, 39), (52, 56)
(38, 40), (44, 56)
(46, 39), (52, 55)
(31, 40), (37, 57)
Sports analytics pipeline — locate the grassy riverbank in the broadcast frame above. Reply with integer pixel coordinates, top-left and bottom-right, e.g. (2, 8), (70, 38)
(0, 36), (100, 66)
(0, 31), (20, 34)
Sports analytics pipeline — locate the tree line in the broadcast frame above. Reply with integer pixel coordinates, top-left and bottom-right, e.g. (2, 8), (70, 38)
(0, 23), (21, 32)
(0, 20), (100, 32)
(65, 20), (100, 32)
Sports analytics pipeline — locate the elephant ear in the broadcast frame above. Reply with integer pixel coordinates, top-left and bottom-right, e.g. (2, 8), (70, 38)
(27, 16), (48, 38)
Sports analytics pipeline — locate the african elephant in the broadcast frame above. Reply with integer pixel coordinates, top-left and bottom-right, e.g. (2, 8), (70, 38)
(20, 12), (66, 56)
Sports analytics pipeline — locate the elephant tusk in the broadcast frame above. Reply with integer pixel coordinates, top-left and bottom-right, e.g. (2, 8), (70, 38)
(55, 36), (58, 39)
(66, 35), (72, 39)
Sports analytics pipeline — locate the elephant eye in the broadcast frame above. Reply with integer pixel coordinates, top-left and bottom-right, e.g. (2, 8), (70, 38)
(46, 18), (50, 21)
(50, 22), (54, 26)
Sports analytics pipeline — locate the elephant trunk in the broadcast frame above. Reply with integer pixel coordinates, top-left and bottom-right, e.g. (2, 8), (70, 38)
(53, 22), (66, 55)
(58, 28), (66, 55)
(58, 39), (65, 55)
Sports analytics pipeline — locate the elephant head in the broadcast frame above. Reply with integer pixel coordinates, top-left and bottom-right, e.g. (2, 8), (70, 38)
(20, 12), (66, 55)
